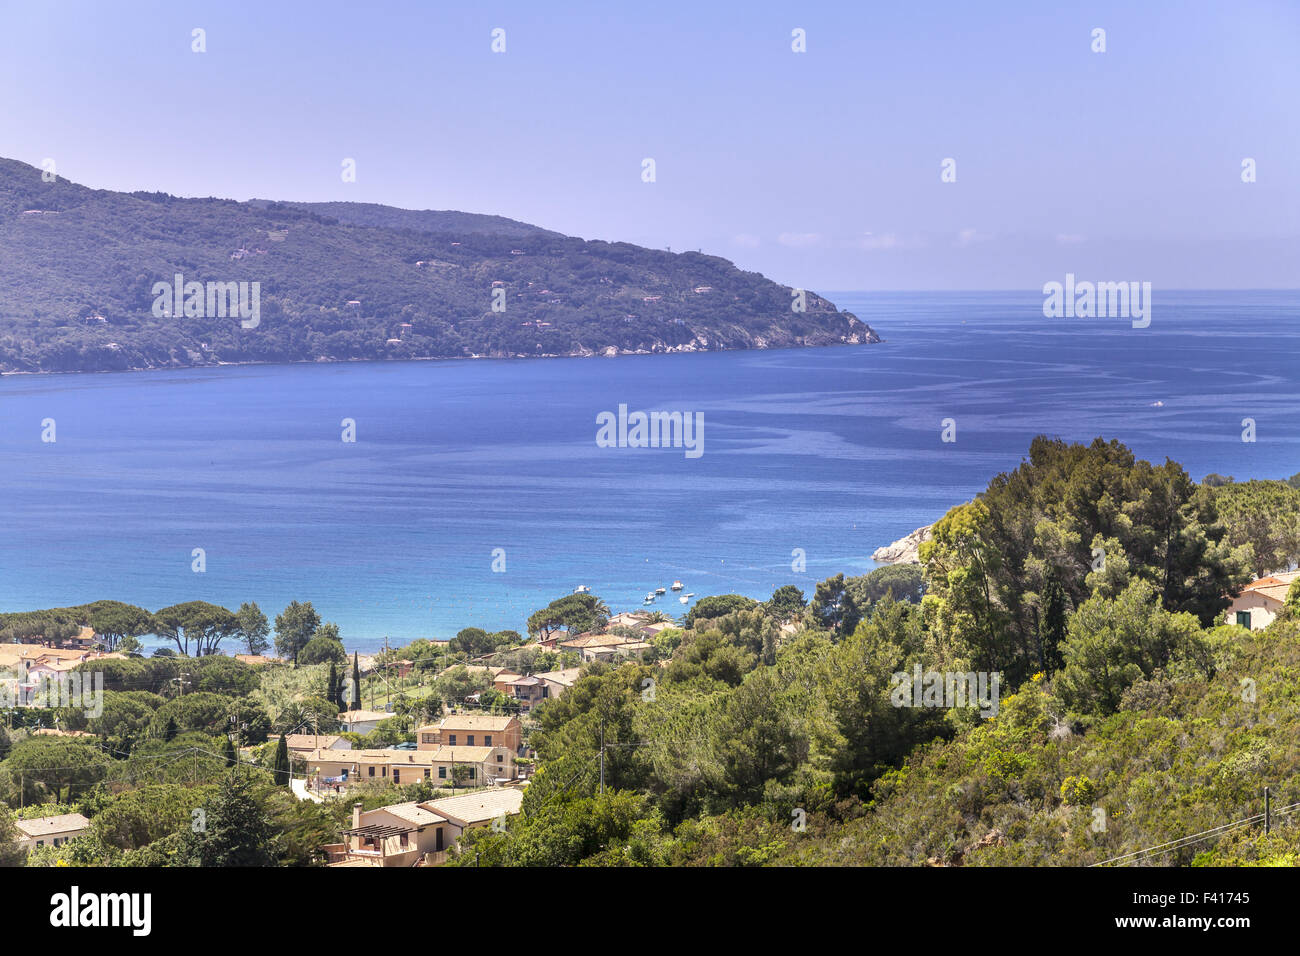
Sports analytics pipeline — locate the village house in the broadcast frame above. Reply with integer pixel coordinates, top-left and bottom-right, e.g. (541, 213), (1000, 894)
(416, 714), (522, 755)
(0, 644), (125, 706)
(283, 733), (351, 756)
(534, 667), (582, 697)
(1224, 570), (1300, 630)
(305, 743), (515, 791)
(14, 812), (91, 853)
(325, 787), (525, 867)
(501, 674), (547, 712)
(337, 709), (392, 735)
(558, 630), (653, 663)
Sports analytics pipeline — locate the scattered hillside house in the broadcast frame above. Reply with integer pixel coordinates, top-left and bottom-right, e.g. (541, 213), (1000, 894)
(491, 670), (524, 693)
(15, 813), (91, 853)
(337, 709), (392, 735)
(417, 714), (522, 755)
(0, 644), (125, 706)
(326, 787), (525, 866)
(283, 733), (352, 756)
(535, 667), (582, 697)
(1224, 570), (1300, 630)
(606, 611), (652, 629)
(306, 743), (515, 790)
(559, 629), (654, 663)
(502, 674), (547, 712)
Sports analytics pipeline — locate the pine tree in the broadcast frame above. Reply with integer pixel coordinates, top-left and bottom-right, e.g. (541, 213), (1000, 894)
(273, 733), (291, 787)
(163, 716), (178, 741)
(175, 774), (276, 866)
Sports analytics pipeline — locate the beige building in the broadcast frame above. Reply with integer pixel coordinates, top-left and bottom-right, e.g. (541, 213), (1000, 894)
(15, 812), (91, 853)
(283, 733), (351, 755)
(326, 788), (525, 867)
(305, 743), (515, 790)
(416, 714), (522, 755)
(1224, 570), (1299, 631)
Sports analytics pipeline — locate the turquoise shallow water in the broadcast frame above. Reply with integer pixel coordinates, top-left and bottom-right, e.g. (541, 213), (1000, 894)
(2, 290), (1297, 653)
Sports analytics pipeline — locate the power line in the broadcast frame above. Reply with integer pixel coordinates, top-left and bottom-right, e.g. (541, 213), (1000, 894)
(1092, 798), (1300, 867)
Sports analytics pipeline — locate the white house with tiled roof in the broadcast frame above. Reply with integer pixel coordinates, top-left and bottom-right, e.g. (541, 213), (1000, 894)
(14, 812), (91, 853)
(1225, 570), (1300, 631)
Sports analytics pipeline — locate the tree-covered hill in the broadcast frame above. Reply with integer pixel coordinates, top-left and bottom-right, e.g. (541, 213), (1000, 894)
(0, 158), (878, 373)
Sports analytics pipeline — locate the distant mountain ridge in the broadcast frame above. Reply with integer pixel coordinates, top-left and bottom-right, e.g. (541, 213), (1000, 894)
(0, 158), (879, 373)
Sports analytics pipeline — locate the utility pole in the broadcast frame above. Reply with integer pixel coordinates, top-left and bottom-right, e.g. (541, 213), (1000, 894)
(1265, 786), (1271, 835)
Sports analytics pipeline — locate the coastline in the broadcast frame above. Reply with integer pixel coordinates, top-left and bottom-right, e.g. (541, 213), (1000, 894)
(0, 335), (883, 379)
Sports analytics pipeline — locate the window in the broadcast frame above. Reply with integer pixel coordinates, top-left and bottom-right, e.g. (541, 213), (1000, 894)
(467, 735), (475, 746)
(368, 766), (375, 777)
(496, 754), (504, 763)
(484, 735), (492, 746)
(1237, 611), (1252, 629)
(447, 734), (457, 746)
(421, 733), (437, 744)
(393, 770), (400, 784)
(438, 767), (447, 779)
(467, 768), (476, 780)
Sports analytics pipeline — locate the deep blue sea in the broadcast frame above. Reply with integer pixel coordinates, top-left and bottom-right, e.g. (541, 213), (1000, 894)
(2, 291), (1297, 654)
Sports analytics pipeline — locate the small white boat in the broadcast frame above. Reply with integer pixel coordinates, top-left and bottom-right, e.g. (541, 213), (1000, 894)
(655, 586), (666, 595)
(679, 596), (688, 604)
(644, 592), (656, 602)
(684, 592), (695, 598)
(670, 581), (683, 591)
(1150, 401), (1164, 407)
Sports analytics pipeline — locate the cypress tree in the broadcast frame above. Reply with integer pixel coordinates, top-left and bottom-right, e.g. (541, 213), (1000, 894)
(1039, 573), (1068, 674)
(327, 661), (340, 709)
(223, 734), (237, 768)
(350, 652), (361, 711)
(163, 716), (178, 741)
(273, 733), (291, 787)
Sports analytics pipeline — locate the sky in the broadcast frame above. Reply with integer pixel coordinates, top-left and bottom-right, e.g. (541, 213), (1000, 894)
(1, 0), (1297, 290)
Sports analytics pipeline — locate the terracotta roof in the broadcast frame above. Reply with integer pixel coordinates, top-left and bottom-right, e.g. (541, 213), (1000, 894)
(439, 714), (516, 732)
(284, 734), (346, 751)
(430, 746), (500, 762)
(535, 668), (582, 687)
(1251, 584), (1292, 603)
(375, 802), (443, 827)
(338, 709), (392, 723)
(560, 633), (635, 649)
(422, 787), (523, 826)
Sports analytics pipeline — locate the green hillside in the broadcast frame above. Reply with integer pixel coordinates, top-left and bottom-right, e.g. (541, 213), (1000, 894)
(0, 158), (877, 374)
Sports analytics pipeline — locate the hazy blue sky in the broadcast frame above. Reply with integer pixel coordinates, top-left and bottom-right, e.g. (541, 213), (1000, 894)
(1, 0), (1296, 289)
